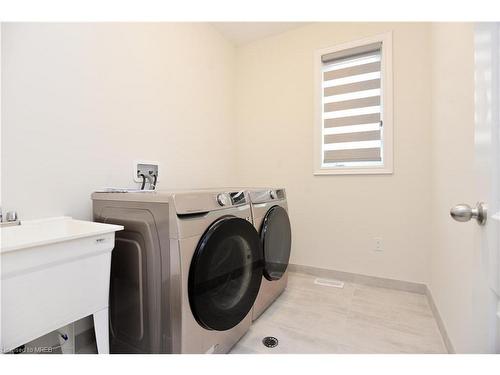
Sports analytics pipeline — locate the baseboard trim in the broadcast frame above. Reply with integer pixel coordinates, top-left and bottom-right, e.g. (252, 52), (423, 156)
(425, 286), (455, 354)
(288, 263), (454, 353)
(288, 264), (427, 294)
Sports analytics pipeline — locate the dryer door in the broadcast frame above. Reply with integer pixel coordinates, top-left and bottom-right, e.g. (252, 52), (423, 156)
(261, 206), (292, 281)
(188, 216), (263, 331)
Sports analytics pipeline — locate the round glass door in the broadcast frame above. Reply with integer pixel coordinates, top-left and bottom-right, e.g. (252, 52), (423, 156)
(261, 206), (292, 281)
(188, 216), (263, 331)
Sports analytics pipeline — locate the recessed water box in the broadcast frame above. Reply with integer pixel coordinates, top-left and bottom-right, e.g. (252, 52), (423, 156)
(133, 160), (160, 183)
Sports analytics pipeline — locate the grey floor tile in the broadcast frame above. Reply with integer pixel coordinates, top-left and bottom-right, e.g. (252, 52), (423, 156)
(230, 272), (447, 354)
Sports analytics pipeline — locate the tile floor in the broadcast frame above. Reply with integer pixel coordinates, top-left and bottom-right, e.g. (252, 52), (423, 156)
(75, 271), (446, 354)
(230, 272), (447, 354)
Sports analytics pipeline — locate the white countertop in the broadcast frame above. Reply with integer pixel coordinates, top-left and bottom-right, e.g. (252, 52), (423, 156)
(0, 216), (123, 254)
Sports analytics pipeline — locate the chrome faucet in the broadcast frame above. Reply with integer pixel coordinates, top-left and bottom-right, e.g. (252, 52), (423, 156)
(0, 207), (20, 227)
(144, 171), (157, 190)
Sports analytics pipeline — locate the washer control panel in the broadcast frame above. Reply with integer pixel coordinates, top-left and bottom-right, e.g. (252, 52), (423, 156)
(216, 193), (231, 207)
(174, 190), (249, 215)
(215, 191), (248, 207)
(229, 191), (247, 206)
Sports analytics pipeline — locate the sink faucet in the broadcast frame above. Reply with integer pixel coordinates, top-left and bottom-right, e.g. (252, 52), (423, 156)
(0, 208), (20, 227)
(144, 171), (157, 190)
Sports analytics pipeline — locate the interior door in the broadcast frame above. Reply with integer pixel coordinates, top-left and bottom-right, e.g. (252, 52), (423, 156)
(449, 23), (500, 352)
(477, 23), (500, 351)
(474, 23), (500, 298)
(451, 23), (500, 350)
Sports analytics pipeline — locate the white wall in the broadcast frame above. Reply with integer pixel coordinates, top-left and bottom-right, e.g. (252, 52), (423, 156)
(429, 23), (498, 353)
(235, 23), (433, 283)
(1, 23), (237, 220)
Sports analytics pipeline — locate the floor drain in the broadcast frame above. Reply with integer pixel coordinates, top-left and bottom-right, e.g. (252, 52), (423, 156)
(262, 336), (278, 348)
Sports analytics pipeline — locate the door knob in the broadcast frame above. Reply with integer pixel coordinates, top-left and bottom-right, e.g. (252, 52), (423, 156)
(450, 202), (487, 225)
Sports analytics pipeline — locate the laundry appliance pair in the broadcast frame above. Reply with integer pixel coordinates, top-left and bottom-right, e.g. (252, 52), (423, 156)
(91, 187), (291, 354)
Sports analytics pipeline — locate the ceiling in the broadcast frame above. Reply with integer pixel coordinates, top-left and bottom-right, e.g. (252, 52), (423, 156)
(211, 22), (309, 46)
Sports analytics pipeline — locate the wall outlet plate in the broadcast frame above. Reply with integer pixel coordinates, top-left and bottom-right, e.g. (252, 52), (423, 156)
(133, 160), (160, 183)
(374, 237), (383, 252)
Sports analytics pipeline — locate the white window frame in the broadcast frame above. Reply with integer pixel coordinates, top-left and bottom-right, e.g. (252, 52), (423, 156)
(313, 32), (393, 175)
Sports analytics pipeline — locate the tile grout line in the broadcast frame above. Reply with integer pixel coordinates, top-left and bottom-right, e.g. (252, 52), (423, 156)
(345, 280), (357, 323)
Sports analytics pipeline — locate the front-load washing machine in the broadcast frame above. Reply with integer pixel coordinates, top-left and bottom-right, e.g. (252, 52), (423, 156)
(248, 188), (292, 321)
(92, 189), (263, 353)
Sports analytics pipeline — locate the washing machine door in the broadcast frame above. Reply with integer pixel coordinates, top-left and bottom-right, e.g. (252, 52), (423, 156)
(188, 216), (263, 331)
(260, 206), (292, 281)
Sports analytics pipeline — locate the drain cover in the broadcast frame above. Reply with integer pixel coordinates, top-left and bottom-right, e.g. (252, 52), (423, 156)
(262, 336), (278, 348)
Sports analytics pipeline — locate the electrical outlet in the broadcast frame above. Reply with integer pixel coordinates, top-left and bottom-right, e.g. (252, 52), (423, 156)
(374, 237), (383, 252)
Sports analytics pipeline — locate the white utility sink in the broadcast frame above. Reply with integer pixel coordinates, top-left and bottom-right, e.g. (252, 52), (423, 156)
(1, 216), (123, 354)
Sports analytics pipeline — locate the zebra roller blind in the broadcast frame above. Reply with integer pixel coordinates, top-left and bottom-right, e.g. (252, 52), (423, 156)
(321, 42), (383, 166)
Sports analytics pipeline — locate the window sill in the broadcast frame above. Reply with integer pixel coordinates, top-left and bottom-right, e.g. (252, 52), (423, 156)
(313, 167), (393, 175)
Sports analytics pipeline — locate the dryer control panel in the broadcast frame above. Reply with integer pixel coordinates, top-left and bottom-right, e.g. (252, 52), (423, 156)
(249, 188), (286, 204)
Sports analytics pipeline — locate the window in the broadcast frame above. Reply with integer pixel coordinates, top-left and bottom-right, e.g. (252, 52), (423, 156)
(314, 33), (393, 175)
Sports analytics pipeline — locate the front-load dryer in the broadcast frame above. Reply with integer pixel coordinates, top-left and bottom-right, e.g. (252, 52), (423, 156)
(248, 188), (292, 321)
(92, 189), (263, 353)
